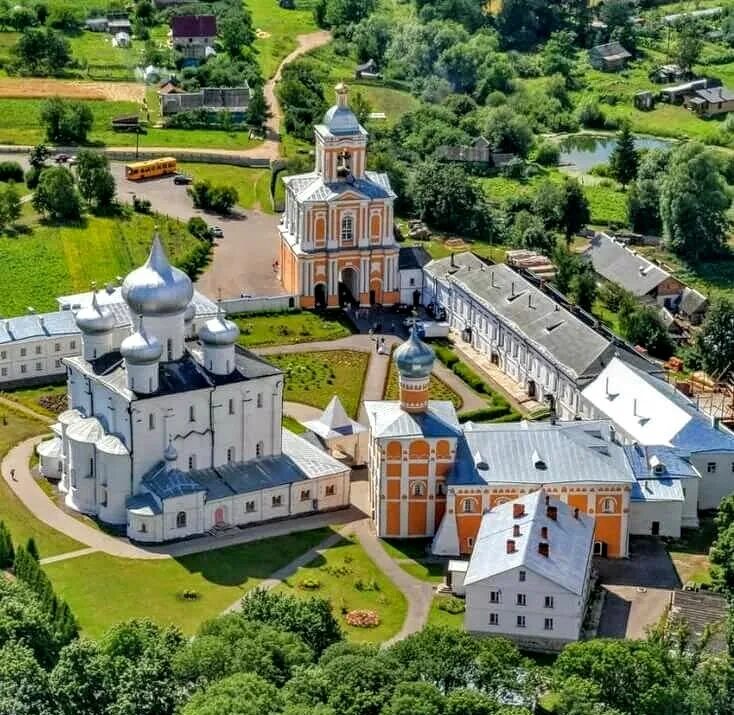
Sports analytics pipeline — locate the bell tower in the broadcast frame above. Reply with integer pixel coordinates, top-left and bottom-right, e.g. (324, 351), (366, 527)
(314, 83), (367, 182)
(393, 328), (435, 414)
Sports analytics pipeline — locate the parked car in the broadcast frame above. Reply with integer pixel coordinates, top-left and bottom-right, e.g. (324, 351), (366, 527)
(403, 318), (450, 339)
(54, 153), (70, 164)
(173, 174), (193, 185)
(210, 226), (224, 238)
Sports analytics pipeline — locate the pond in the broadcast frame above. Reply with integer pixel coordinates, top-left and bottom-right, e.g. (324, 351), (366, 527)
(558, 134), (674, 172)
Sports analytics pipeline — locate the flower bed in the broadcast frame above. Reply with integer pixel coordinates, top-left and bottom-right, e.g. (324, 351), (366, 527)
(345, 609), (380, 628)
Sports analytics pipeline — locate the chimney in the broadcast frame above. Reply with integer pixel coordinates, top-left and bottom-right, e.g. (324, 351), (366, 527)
(450, 252), (456, 268)
(513, 523), (521, 537)
(546, 505), (558, 521)
(513, 503), (525, 519)
(633, 398), (638, 417)
(540, 526), (548, 540)
(574, 507), (580, 519)
(528, 293), (533, 309)
(511, 281), (515, 297)
(506, 539), (516, 554)
(538, 542), (550, 557)
(490, 271), (495, 288)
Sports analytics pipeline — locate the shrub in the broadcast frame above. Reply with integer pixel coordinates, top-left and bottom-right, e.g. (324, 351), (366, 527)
(458, 404), (511, 423)
(187, 216), (210, 241)
(452, 361), (485, 393)
(181, 589), (200, 600)
(298, 577), (321, 591)
(0, 162), (24, 183)
(437, 597), (465, 614)
(535, 140), (560, 167)
(434, 345), (459, 368)
(25, 166), (41, 190)
(188, 180), (239, 214)
(354, 578), (380, 592)
(576, 99), (605, 129)
(132, 196), (152, 214)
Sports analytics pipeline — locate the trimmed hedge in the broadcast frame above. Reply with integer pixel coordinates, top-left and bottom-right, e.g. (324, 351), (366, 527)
(491, 411), (523, 424)
(434, 345), (459, 368)
(0, 161), (23, 183)
(458, 404), (512, 423)
(453, 361), (486, 393)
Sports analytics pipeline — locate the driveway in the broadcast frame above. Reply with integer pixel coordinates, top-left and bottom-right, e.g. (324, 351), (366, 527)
(596, 537), (679, 639)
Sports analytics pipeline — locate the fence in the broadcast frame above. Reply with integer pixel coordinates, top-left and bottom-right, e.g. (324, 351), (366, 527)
(222, 295), (298, 314)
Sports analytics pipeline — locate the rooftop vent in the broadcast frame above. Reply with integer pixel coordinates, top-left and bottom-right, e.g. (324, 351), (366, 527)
(546, 505), (558, 521)
(513, 523), (521, 537)
(506, 539), (516, 554)
(532, 450), (547, 470)
(540, 525), (548, 540)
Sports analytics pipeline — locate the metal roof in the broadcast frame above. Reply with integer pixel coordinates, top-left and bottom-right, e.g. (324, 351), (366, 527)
(143, 463), (204, 499)
(583, 357), (734, 454)
(283, 171), (395, 203)
(631, 478), (684, 503)
(678, 287), (708, 317)
(364, 400), (461, 439)
(585, 233), (671, 297)
(458, 422), (635, 486)
(622, 443), (699, 480)
(171, 14), (216, 37)
(303, 395), (366, 440)
(126, 492), (162, 516)
(399, 246), (431, 270)
(464, 489), (595, 595)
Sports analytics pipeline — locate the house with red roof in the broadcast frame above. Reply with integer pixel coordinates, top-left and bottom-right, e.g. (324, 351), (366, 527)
(171, 15), (217, 60)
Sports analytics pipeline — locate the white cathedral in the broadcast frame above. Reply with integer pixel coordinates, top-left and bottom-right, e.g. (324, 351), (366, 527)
(37, 234), (350, 543)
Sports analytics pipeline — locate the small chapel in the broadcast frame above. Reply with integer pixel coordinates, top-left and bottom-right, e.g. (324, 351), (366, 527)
(279, 83), (400, 308)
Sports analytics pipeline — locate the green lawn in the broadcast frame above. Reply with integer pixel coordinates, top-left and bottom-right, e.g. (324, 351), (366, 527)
(282, 415), (306, 434)
(247, 0), (319, 78)
(380, 538), (445, 583)
(0, 384), (67, 419)
(427, 596), (464, 629)
(267, 350), (369, 418)
(234, 310), (353, 348)
(383, 357), (463, 409)
(0, 212), (204, 316)
(177, 163), (273, 213)
(276, 535), (408, 642)
(44, 528), (332, 637)
(68, 32), (139, 81)
(0, 98), (262, 150)
(668, 515), (717, 586)
(0, 408), (83, 558)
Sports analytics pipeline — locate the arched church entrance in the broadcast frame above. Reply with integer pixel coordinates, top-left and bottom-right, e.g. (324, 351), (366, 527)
(339, 267), (360, 307)
(369, 278), (383, 306)
(214, 506), (226, 525)
(314, 283), (327, 310)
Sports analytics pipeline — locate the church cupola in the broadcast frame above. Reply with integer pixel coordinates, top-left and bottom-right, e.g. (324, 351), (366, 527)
(120, 322), (162, 394)
(75, 291), (115, 360)
(315, 83), (367, 182)
(394, 328), (435, 413)
(198, 306), (239, 375)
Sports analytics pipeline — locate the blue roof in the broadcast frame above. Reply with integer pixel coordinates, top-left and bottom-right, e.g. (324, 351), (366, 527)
(623, 444), (699, 479)
(631, 478), (684, 502)
(143, 464), (205, 499)
(672, 417), (734, 454)
(126, 492), (162, 515)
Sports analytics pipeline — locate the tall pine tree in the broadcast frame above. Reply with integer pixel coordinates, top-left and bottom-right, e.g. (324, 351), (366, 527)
(610, 123), (639, 187)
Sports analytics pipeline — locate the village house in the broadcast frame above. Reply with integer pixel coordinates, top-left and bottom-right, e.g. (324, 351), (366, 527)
(584, 233), (684, 307)
(686, 86), (734, 117)
(677, 287), (709, 325)
(588, 41), (631, 72)
(171, 15), (217, 61)
(582, 356), (734, 510)
(421, 252), (660, 420)
(159, 86), (252, 119)
(398, 246), (431, 308)
(452, 490), (595, 652)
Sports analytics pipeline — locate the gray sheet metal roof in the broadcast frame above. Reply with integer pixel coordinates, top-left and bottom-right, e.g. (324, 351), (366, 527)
(283, 171), (395, 203)
(127, 492), (162, 516)
(458, 422), (635, 486)
(143, 464), (205, 499)
(696, 86), (734, 103)
(631, 478), (684, 502)
(399, 246), (431, 270)
(364, 400), (461, 439)
(585, 234), (670, 297)
(464, 489), (594, 595)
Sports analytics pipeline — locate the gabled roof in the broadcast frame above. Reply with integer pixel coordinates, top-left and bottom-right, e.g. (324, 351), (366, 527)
(171, 14), (216, 37)
(365, 400), (461, 439)
(399, 246), (431, 271)
(678, 287), (708, 317)
(590, 41), (631, 60)
(582, 357), (734, 453)
(464, 489), (594, 595)
(283, 171), (395, 203)
(585, 233), (672, 297)
(456, 421), (635, 487)
(425, 255), (656, 382)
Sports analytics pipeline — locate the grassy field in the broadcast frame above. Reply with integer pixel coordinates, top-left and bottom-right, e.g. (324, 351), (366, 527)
(247, 0), (319, 78)
(0, 212), (204, 316)
(282, 415), (306, 434)
(668, 515), (717, 586)
(383, 357), (463, 409)
(234, 310), (353, 348)
(0, 384), (67, 418)
(427, 596), (464, 629)
(380, 538), (445, 582)
(44, 528), (332, 637)
(276, 534), (408, 642)
(68, 32), (139, 82)
(0, 97), (262, 150)
(267, 350), (369, 418)
(0, 408), (83, 558)
(178, 163), (273, 213)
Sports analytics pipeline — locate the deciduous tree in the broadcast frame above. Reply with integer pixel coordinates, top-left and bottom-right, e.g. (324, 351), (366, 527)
(32, 167), (81, 221)
(696, 296), (734, 377)
(39, 98), (93, 145)
(76, 150), (115, 209)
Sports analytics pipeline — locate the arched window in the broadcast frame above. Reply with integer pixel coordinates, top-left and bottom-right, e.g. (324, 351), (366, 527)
(462, 499), (475, 514)
(341, 214), (354, 242)
(227, 447), (234, 464)
(602, 497), (616, 514)
(411, 482), (425, 497)
(176, 511), (186, 528)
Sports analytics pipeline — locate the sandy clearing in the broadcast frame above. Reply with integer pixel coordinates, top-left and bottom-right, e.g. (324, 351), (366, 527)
(0, 78), (144, 102)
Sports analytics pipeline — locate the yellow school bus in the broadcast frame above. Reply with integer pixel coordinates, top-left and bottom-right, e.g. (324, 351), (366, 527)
(125, 157), (177, 181)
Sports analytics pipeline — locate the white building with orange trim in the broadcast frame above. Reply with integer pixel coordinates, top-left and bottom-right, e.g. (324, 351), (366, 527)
(279, 83), (399, 309)
(364, 331), (686, 560)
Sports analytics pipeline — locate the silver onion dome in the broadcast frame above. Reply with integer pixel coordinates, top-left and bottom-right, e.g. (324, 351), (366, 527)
(120, 327), (162, 365)
(323, 82), (361, 136)
(75, 292), (115, 334)
(394, 327), (435, 379)
(122, 233), (193, 316)
(199, 311), (239, 346)
(164, 438), (177, 463)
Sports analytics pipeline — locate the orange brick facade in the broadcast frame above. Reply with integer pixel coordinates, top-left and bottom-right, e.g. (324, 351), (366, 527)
(372, 436), (631, 558)
(279, 85), (399, 308)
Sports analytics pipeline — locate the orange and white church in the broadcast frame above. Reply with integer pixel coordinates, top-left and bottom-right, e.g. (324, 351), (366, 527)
(366, 331), (638, 559)
(279, 83), (400, 308)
